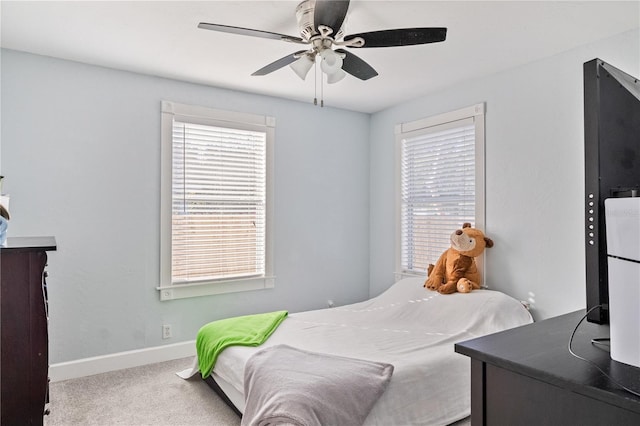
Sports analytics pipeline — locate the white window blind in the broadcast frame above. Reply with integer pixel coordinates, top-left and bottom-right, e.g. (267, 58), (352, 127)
(396, 104), (485, 277)
(171, 121), (266, 283)
(160, 101), (275, 300)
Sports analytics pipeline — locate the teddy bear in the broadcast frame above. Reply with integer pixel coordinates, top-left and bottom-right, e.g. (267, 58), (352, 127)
(424, 223), (494, 294)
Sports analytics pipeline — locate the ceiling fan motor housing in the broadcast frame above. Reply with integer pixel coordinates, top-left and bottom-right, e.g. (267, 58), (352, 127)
(296, 0), (345, 42)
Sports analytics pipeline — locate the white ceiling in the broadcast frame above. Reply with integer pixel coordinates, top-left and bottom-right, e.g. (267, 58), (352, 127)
(2, 1), (639, 113)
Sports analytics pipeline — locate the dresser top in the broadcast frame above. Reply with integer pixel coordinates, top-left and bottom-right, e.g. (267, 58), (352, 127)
(456, 310), (640, 413)
(1, 236), (57, 251)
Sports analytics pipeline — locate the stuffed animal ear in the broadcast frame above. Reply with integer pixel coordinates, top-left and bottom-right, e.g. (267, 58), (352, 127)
(462, 222), (472, 229)
(484, 237), (494, 248)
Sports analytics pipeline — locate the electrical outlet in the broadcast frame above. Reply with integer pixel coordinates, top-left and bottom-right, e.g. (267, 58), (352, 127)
(162, 324), (172, 339)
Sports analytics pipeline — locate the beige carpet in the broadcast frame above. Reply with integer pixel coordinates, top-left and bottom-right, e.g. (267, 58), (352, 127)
(44, 356), (471, 426)
(44, 357), (240, 426)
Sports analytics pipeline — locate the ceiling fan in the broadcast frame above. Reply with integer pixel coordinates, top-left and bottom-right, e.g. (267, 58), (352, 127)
(198, 0), (447, 84)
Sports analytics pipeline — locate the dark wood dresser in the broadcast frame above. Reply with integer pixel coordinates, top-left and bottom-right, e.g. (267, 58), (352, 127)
(455, 310), (640, 425)
(1, 236), (57, 426)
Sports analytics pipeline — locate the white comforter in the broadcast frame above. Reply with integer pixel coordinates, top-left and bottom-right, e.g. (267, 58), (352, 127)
(212, 277), (533, 425)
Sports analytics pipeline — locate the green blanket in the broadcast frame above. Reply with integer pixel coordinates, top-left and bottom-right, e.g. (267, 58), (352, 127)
(196, 310), (288, 378)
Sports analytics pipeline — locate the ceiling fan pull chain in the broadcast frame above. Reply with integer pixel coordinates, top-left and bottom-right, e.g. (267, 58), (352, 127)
(320, 68), (324, 107)
(320, 65), (324, 108)
(313, 58), (318, 106)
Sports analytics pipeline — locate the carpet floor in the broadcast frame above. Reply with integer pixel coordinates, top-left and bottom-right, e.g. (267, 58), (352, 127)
(44, 356), (471, 426)
(44, 357), (240, 426)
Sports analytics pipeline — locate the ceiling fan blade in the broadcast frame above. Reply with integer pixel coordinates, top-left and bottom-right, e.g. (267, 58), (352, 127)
(335, 49), (378, 80)
(252, 50), (309, 76)
(198, 22), (306, 44)
(344, 28), (447, 48)
(314, 0), (350, 33)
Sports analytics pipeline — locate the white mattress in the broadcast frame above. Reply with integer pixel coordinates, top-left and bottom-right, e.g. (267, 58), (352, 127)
(212, 277), (533, 425)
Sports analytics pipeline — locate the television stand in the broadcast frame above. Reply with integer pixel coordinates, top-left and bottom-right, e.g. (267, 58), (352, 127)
(455, 310), (640, 425)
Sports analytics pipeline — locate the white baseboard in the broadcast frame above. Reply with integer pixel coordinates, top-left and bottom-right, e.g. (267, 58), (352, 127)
(49, 340), (196, 382)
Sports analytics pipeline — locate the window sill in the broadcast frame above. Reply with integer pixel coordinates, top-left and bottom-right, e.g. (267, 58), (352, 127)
(157, 276), (275, 301)
(394, 271), (427, 281)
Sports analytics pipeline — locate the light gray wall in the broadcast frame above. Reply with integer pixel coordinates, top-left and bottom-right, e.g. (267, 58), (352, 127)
(369, 29), (640, 321)
(2, 28), (639, 363)
(1, 49), (371, 363)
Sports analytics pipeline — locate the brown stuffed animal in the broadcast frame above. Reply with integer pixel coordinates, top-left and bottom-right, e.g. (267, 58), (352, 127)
(424, 223), (494, 294)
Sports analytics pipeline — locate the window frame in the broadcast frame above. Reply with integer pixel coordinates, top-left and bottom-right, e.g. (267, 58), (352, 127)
(394, 103), (486, 281)
(159, 101), (275, 301)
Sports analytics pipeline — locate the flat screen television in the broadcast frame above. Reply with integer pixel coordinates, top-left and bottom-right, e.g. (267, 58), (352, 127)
(584, 58), (640, 324)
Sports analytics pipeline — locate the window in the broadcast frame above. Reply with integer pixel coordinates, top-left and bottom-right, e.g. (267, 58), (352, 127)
(395, 103), (485, 278)
(159, 101), (274, 300)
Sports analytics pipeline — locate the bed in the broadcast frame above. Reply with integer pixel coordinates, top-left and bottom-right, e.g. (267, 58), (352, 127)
(182, 277), (533, 425)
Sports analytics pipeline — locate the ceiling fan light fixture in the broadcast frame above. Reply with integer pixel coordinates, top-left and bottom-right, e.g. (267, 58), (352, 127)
(290, 54), (315, 80)
(326, 68), (346, 84)
(319, 48), (343, 75)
